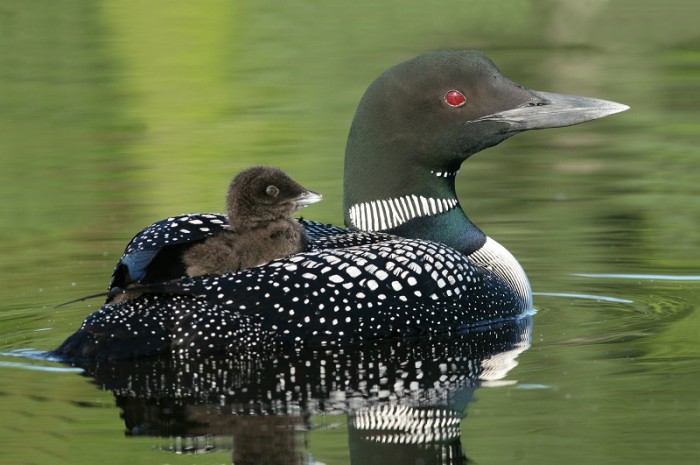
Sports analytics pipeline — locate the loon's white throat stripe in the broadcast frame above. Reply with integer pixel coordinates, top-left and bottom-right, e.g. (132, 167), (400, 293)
(349, 195), (458, 232)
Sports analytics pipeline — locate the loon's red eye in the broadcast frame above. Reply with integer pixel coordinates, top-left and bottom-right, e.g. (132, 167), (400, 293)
(444, 90), (466, 107)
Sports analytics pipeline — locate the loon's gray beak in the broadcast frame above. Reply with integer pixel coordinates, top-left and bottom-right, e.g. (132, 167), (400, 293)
(475, 90), (629, 131)
(295, 190), (323, 210)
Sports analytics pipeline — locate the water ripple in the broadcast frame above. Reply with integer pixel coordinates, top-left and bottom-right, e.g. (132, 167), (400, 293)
(0, 360), (83, 373)
(575, 273), (700, 281)
(0, 349), (83, 373)
(534, 292), (633, 304)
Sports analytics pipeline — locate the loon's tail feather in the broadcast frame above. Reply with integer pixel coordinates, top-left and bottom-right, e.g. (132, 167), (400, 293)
(55, 279), (198, 309)
(54, 291), (112, 308)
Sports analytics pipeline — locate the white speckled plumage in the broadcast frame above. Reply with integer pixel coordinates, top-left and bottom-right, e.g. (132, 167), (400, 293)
(119, 213), (228, 282)
(64, 217), (530, 359)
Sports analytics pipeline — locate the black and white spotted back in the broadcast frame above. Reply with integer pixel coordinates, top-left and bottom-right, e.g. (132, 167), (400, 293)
(59, 217), (530, 359)
(113, 213), (229, 284)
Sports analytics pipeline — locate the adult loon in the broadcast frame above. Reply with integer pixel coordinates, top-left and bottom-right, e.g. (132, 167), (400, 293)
(54, 50), (627, 360)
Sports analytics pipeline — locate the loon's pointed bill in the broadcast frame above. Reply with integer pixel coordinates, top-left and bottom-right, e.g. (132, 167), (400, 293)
(473, 90), (629, 131)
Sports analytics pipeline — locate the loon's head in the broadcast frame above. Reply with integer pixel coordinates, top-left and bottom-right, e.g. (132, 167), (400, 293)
(227, 166), (322, 229)
(343, 50), (628, 252)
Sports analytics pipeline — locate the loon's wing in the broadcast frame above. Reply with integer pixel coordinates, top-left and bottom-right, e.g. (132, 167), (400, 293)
(109, 213), (229, 287)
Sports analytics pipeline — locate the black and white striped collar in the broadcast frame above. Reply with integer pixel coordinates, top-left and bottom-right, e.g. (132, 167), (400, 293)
(348, 195), (458, 232)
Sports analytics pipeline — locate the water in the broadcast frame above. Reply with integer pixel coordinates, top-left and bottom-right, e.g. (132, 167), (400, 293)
(1, 1), (699, 464)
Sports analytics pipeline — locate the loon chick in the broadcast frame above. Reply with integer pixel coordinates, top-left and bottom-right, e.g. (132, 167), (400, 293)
(106, 168), (319, 300)
(183, 166), (322, 277)
(105, 166), (321, 304)
(54, 50), (628, 360)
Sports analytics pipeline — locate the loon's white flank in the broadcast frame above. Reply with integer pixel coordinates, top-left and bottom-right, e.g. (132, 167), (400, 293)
(467, 236), (532, 308)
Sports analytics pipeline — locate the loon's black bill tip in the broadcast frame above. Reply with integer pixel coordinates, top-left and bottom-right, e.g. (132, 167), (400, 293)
(295, 190), (323, 208)
(476, 90), (629, 131)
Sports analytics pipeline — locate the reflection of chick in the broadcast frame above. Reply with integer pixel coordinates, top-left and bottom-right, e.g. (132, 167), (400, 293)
(183, 166), (322, 277)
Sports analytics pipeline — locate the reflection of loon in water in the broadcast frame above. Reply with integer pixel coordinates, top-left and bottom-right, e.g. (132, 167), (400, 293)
(72, 317), (531, 464)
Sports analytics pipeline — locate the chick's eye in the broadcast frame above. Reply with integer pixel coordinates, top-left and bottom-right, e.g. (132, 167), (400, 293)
(266, 185), (279, 198)
(444, 90), (466, 107)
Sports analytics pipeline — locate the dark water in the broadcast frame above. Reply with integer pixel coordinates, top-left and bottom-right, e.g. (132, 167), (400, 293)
(1, 1), (699, 464)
